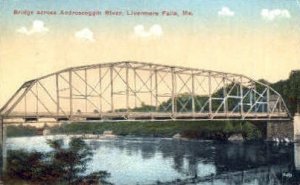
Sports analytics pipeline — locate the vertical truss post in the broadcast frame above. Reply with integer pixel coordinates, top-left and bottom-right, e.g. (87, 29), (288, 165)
(191, 73), (195, 116)
(253, 84), (257, 113)
(110, 66), (114, 113)
(150, 65), (153, 115)
(155, 69), (158, 111)
(171, 67), (176, 116)
(85, 69), (88, 113)
(69, 70), (73, 118)
(267, 87), (270, 117)
(98, 67), (102, 116)
(126, 63), (129, 114)
(24, 93), (27, 117)
(240, 77), (244, 116)
(208, 72), (212, 117)
(174, 72), (177, 114)
(223, 76), (228, 115)
(250, 87), (253, 108)
(134, 69), (137, 108)
(56, 74), (60, 117)
(36, 83), (39, 117)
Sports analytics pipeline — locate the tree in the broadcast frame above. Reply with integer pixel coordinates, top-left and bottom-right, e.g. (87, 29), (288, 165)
(6, 138), (112, 185)
(47, 138), (93, 184)
(272, 70), (300, 115)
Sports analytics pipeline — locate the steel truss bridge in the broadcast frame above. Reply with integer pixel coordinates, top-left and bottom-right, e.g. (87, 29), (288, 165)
(0, 61), (291, 122)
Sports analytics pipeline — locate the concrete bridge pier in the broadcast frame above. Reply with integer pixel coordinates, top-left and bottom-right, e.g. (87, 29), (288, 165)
(266, 114), (300, 142)
(293, 113), (300, 142)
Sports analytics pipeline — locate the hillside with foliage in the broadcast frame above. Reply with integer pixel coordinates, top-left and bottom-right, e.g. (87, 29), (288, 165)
(271, 70), (300, 116)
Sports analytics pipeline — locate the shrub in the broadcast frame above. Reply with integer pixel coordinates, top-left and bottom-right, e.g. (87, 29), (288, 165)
(242, 122), (262, 140)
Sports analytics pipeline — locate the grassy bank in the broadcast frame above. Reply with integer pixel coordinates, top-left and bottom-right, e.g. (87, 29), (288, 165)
(49, 121), (262, 141)
(7, 125), (38, 137)
(6, 121), (263, 140)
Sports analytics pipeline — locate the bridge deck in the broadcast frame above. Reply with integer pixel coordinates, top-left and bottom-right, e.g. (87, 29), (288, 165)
(3, 112), (290, 122)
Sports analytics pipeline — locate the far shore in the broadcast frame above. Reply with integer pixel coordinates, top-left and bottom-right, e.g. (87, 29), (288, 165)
(7, 121), (264, 142)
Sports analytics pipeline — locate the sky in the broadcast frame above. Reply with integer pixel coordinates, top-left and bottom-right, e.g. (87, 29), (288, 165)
(0, 0), (300, 106)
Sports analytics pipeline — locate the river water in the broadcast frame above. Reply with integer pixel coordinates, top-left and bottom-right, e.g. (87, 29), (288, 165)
(6, 135), (300, 185)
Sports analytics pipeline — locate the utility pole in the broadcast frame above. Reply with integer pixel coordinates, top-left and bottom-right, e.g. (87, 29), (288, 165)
(0, 116), (6, 173)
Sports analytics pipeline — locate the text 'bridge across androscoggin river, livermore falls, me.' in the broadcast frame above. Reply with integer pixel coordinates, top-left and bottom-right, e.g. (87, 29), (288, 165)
(0, 61), (291, 122)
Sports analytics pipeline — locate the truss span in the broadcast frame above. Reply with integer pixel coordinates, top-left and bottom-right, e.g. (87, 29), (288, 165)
(0, 61), (291, 122)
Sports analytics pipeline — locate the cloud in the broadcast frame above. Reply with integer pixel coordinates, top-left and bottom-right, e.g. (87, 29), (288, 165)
(134, 24), (163, 38)
(261, 9), (291, 21)
(16, 20), (49, 35)
(75, 28), (95, 42)
(218, 7), (235, 17)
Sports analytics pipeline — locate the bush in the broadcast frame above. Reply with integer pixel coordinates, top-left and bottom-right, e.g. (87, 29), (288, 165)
(224, 121), (234, 134)
(6, 150), (46, 181)
(242, 122), (262, 140)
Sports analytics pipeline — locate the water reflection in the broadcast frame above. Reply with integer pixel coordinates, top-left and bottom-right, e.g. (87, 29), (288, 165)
(6, 136), (300, 185)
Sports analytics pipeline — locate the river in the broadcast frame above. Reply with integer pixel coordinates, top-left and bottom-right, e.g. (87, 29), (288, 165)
(6, 135), (300, 185)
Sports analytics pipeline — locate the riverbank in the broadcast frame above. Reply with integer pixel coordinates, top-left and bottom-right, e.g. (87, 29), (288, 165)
(7, 121), (263, 141)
